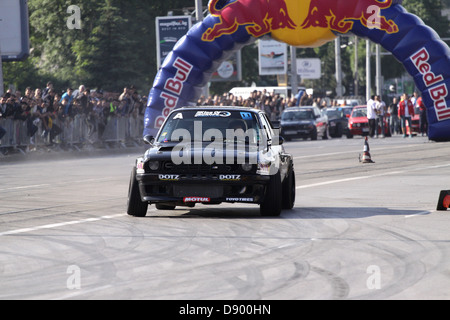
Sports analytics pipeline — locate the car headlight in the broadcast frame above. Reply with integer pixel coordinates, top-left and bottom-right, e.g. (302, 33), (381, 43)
(148, 161), (160, 171)
(241, 163), (253, 172)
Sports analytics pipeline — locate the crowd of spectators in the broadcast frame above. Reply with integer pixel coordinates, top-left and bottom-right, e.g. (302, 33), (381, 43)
(0, 82), (147, 147)
(196, 88), (331, 121)
(1, 83), (360, 152)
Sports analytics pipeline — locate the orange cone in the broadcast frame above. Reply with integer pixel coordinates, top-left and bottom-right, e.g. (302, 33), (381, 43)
(437, 190), (450, 210)
(360, 136), (375, 163)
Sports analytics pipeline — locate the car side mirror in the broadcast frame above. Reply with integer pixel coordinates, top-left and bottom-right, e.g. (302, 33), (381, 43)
(143, 135), (154, 145)
(271, 135), (284, 146)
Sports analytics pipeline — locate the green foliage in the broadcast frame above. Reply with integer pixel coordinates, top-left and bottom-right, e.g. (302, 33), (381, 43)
(2, 0), (449, 96)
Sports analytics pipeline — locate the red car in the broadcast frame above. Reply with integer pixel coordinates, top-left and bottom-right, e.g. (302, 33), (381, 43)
(347, 105), (391, 138)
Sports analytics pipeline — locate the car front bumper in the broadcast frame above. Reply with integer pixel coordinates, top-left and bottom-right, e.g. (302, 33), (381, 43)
(136, 173), (271, 205)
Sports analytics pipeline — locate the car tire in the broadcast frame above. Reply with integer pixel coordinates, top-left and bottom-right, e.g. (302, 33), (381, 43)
(311, 128), (318, 140)
(155, 204), (176, 210)
(127, 167), (148, 217)
(336, 124), (343, 138)
(260, 171), (282, 217)
(282, 165), (296, 210)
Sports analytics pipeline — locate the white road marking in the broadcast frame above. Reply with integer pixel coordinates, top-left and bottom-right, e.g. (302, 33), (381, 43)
(0, 178), (114, 192)
(296, 163), (450, 190)
(0, 184), (50, 192)
(404, 211), (432, 218)
(0, 214), (125, 237)
(296, 171), (403, 189)
(293, 144), (417, 160)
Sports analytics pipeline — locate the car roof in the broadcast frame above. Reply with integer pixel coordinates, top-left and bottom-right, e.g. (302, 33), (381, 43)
(175, 106), (262, 113)
(282, 106), (316, 112)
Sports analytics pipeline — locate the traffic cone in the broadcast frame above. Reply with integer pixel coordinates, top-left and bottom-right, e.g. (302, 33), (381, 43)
(437, 190), (450, 210)
(360, 136), (375, 163)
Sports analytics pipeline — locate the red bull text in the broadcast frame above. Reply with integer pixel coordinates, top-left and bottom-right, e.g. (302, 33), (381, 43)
(156, 57), (193, 127)
(411, 48), (449, 121)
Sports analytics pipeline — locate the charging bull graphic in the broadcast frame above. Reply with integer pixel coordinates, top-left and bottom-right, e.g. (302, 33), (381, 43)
(301, 0), (399, 34)
(202, 0), (297, 41)
(145, 0), (450, 141)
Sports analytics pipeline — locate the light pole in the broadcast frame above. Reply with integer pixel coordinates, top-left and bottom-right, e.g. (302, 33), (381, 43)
(195, 0), (209, 98)
(291, 46), (298, 98)
(376, 44), (382, 99)
(335, 37), (343, 97)
(0, 43), (4, 96)
(354, 36), (359, 97)
(366, 40), (371, 103)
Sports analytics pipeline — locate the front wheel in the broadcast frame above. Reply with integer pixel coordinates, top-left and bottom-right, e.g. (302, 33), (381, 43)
(127, 168), (148, 217)
(260, 172), (282, 217)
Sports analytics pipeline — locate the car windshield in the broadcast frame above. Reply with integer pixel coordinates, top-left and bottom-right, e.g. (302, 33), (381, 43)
(282, 110), (314, 121)
(326, 109), (342, 118)
(157, 109), (262, 144)
(343, 108), (353, 117)
(352, 108), (367, 118)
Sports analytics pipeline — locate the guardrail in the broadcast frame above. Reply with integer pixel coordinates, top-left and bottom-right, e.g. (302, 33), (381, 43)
(0, 114), (145, 155)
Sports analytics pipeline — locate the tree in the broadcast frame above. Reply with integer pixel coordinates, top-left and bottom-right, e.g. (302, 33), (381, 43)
(71, 0), (135, 91)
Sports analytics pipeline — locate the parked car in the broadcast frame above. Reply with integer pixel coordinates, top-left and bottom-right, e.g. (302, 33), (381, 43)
(347, 105), (391, 138)
(324, 106), (353, 138)
(280, 106), (328, 140)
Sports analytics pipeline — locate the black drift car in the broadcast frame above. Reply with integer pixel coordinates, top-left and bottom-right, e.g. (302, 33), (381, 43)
(127, 107), (296, 217)
(280, 106), (329, 141)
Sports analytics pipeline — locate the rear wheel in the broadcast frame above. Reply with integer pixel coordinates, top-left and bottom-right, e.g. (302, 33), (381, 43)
(310, 128), (318, 140)
(282, 166), (296, 210)
(127, 168), (148, 217)
(336, 124), (343, 138)
(260, 171), (282, 217)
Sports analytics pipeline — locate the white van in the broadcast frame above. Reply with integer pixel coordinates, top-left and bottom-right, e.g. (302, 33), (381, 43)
(229, 86), (305, 100)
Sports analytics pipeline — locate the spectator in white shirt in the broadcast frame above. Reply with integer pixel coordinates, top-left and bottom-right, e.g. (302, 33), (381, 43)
(367, 96), (377, 138)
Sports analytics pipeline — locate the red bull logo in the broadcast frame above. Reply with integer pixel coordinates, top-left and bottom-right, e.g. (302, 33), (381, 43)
(201, 0), (399, 46)
(301, 0), (399, 34)
(202, 0), (297, 42)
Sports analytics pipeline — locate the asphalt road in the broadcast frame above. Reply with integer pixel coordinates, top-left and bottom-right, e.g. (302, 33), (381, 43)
(1, 135), (449, 300)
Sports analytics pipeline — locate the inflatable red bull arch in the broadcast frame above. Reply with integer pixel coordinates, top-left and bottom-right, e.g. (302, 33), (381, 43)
(144, 0), (450, 141)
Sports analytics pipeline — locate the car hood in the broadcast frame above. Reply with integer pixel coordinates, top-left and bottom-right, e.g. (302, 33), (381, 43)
(281, 120), (313, 125)
(144, 141), (262, 163)
(349, 117), (367, 123)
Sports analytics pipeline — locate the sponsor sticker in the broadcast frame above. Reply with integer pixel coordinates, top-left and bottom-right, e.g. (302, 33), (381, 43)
(183, 197), (211, 203)
(159, 174), (180, 181)
(195, 111), (231, 117)
(240, 112), (253, 120)
(173, 113), (183, 120)
(226, 197), (254, 202)
(136, 158), (145, 174)
(219, 174), (241, 181)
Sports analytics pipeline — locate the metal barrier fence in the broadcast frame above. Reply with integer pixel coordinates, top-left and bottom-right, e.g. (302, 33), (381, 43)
(0, 114), (145, 154)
